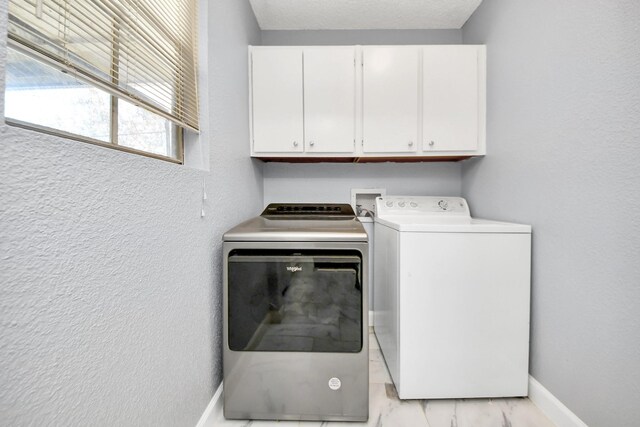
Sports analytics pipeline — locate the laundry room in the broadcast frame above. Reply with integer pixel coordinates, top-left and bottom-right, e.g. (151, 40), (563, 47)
(1, 1), (638, 427)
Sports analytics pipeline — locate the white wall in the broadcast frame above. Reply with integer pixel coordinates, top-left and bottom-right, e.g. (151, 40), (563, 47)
(261, 29), (465, 208)
(462, 1), (640, 426)
(0, 0), (262, 425)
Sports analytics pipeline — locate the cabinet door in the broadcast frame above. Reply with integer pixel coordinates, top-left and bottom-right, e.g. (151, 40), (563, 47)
(423, 46), (479, 152)
(304, 48), (355, 153)
(362, 47), (419, 153)
(251, 49), (303, 153)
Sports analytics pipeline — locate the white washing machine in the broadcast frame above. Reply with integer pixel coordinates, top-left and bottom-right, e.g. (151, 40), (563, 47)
(373, 196), (531, 400)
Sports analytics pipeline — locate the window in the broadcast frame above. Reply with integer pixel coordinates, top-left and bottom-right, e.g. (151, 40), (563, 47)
(5, 0), (199, 163)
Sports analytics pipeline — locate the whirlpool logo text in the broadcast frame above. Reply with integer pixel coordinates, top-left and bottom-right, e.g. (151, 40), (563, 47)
(286, 266), (303, 272)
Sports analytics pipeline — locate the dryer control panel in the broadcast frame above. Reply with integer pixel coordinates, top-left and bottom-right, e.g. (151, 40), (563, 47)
(375, 196), (471, 218)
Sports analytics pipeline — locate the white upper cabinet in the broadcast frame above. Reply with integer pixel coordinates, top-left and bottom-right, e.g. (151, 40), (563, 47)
(304, 48), (356, 153)
(249, 45), (486, 161)
(251, 48), (303, 153)
(423, 46), (481, 152)
(362, 47), (419, 153)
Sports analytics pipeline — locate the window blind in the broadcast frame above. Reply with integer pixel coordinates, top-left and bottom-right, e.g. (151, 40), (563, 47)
(8, 0), (199, 132)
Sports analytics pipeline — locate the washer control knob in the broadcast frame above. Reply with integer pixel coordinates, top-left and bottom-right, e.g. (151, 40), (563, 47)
(410, 202), (418, 208)
(398, 202), (406, 207)
(386, 201), (393, 207)
(438, 199), (449, 210)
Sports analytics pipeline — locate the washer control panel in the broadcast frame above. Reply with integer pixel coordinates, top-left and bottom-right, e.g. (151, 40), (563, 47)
(376, 196), (471, 218)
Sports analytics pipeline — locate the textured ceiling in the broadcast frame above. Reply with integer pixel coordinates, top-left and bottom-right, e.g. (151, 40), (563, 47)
(249, 0), (483, 30)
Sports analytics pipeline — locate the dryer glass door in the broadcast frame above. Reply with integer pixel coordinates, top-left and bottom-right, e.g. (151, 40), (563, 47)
(227, 249), (362, 353)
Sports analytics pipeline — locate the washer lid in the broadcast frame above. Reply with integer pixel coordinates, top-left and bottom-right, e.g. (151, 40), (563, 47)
(375, 216), (531, 233)
(375, 196), (530, 233)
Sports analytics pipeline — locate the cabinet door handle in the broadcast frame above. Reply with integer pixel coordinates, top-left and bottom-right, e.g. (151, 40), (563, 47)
(408, 141), (414, 147)
(429, 140), (435, 147)
(293, 141), (298, 147)
(309, 141), (315, 147)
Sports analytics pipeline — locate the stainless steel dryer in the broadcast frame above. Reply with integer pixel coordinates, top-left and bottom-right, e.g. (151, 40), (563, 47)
(222, 203), (368, 422)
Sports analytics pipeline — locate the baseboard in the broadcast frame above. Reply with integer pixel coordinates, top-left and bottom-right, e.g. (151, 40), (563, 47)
(195, 381), (223, 427)
(528, 376), (588, 427)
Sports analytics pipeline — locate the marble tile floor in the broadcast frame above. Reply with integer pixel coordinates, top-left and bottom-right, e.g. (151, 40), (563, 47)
(211, 332), (556, 427)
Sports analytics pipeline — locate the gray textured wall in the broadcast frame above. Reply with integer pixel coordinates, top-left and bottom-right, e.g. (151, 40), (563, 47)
(263, 162), (461, 204)
(261, 30), (465, 314)
(262, 162), (461, 310)
(461, 1), (640, 426)
(262, 29), (462, 45)
(0, 0), (262, 425)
